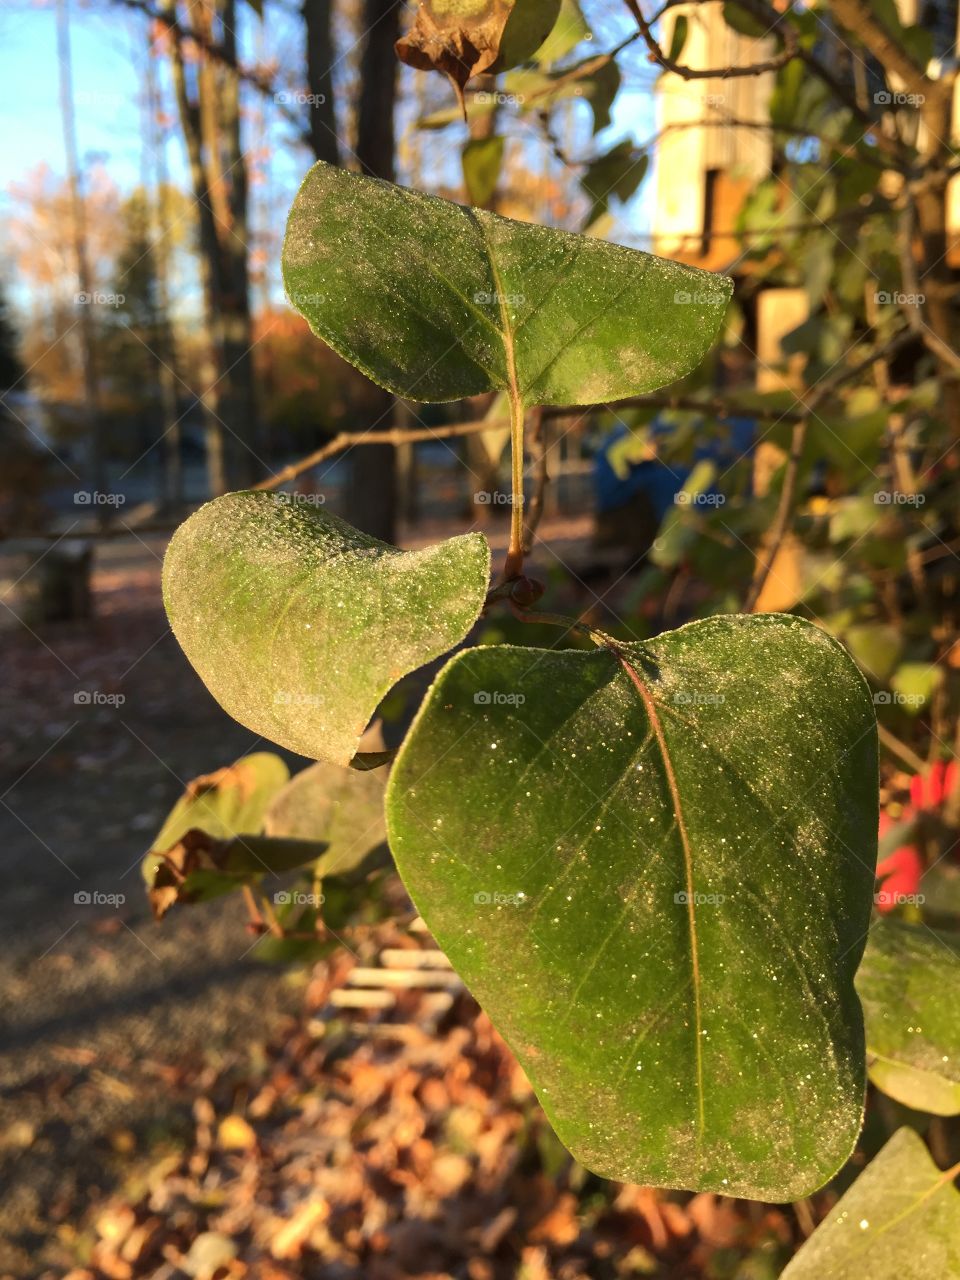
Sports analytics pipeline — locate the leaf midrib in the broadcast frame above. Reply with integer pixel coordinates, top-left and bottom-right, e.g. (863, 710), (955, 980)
(616, 648), (706, 1149)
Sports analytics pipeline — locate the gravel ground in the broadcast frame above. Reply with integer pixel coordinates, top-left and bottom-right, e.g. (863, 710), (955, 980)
(0, 515), (612, 1274)
(0, 533), (308, 1273)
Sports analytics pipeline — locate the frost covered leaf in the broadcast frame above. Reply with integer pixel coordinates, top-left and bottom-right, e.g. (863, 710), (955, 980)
(385, 614), (877, 1199)
(163, 491), (490, 766)
(781, 1128), (960, 1279)
(283, 162), (732, 407)
(857, 918), (960, 1115)
(396, 0), (561, 109)
(265, 759), (390, 879)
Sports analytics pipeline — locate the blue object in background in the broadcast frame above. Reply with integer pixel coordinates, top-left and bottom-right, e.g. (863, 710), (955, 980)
(594, 416), (757, 517)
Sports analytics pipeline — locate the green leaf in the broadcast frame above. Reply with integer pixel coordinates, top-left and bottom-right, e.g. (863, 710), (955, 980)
(580, 140), (648, 228)
(507, 56), (620, 132)
(163, 491), (490, 766)
(781, 1128), (960, 1279)
(845, 622), (903, 684)
(462, 135), (505, 207)
(283, 161), (731, 407)
(858, 919), (960, 1115)
(385, 614), (877, 1198)
(149, 752), (290, 854)
(889, 662), (943, 715)
(144, 830), (328, 920)
(667, 13), (688, 62)
(531, 0), (590, 64)
(265, 759), (390, 879)
(721, 2), (768, 37)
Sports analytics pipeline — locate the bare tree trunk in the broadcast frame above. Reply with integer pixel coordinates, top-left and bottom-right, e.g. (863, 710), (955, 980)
(56, 0), (107, 521)
(347, 0), (403, 540)
(304, 0), (340, 165)
(162, 0), (259, 494)
(143, 32), (183, 510)
(219, 0), (261, 485)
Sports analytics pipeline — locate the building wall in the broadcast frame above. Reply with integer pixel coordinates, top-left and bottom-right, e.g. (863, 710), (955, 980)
(651, 3), (775, 269)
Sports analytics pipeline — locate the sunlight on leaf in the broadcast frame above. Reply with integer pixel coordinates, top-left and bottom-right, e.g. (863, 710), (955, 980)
(386, 614), (877, 1198)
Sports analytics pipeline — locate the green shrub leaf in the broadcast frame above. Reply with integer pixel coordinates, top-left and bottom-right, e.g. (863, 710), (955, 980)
(385, 614), (877, 1198)
(265, 759), (390, 879)
(147, 752), (290, 855)
(781, 1128), (960, 1278)
(283, 162), (732, 407)
(163, 491), (490, 766)
(858, 918), (960, 1115)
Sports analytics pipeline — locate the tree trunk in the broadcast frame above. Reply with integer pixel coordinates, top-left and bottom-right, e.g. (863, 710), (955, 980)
(57, 0), (108, 521)
(304, 0), (340, 165)
(347, 0), (403, 540)
(162, 0), (259, 495)
(144, 32), (183, 510)
(219, 0), (261, 486)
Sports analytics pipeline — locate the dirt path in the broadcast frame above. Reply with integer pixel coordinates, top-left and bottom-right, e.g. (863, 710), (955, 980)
(0, 516), (624, 1274)
(0, 534), (308, 1273)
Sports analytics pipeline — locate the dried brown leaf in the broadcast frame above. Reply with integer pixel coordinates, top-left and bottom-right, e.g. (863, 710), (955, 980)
(396, 0), (560, 112)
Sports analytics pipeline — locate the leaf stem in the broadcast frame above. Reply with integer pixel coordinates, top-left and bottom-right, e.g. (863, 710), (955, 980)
(503, 381), (526, 581)
(507, 599), (608, 648)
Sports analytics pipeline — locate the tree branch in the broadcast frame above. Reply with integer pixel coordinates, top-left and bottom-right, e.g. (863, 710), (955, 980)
(623, 0), (798, 79)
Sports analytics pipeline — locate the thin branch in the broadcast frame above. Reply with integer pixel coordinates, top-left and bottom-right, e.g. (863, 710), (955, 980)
(878, 723), (929, 775)
(252, 418), (503, 492)
(623, 0), (798, 79)
(828, 0), (933, 102)
(114, 0), (310, 143)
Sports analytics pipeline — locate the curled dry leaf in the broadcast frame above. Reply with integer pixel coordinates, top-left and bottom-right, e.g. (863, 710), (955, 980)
(146, 829), (328, 920)
(396, 0), (562, 112)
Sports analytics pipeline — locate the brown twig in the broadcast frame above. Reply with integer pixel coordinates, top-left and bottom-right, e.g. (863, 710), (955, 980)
(623, 0), (798, 79)
(878, 723), (929, 775)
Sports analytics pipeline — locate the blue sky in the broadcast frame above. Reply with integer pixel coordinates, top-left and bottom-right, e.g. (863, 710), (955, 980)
(0, 0), (659, 313)
(0, 4), (175, 197)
